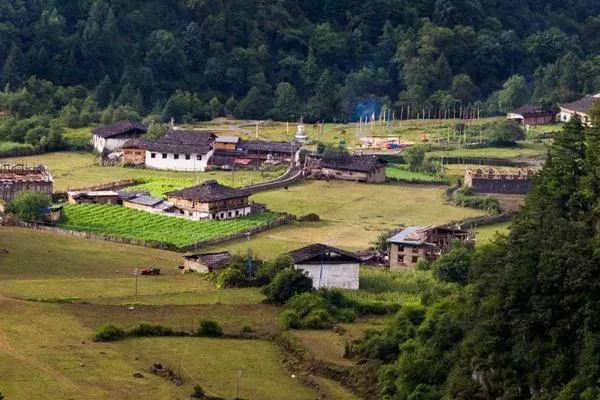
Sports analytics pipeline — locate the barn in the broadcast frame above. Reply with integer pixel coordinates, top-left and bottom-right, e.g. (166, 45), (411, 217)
(183, 252), (233, 273)
(92, 120), (147, 154)
(288, 243), (361, 290)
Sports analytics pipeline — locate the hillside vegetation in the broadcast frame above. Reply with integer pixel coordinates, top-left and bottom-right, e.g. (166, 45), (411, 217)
(0, 0), (599, 152)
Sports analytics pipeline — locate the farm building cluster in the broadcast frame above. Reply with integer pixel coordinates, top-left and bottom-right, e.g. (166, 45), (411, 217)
(93, 122), (302, 172)
(507, 93), (599, 127)
(68, 180), (264, 221)
(304, 154), (388, 183)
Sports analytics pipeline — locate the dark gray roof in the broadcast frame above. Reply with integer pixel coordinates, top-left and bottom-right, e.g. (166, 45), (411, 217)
(166, 180), (250, 202)
(561, 95), (598, 114)
(238, 140), (300, 153)
(92, 120), (147, 139)
(508, 104), (553, 116)
(126, 195), (164, 207)
(184, 252), (232, 270)
(288, 243), (362, 264)
(123, 130), (216, 155)
(321, 155), (387, 173)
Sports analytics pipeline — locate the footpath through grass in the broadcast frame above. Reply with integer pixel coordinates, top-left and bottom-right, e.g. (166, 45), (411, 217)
(59, 204), (280, 247)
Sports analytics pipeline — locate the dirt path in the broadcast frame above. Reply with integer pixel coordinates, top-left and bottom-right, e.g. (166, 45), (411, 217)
(0, 295), (78, 389)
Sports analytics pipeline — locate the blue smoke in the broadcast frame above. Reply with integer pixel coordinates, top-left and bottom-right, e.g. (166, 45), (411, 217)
(352, 99), (381, 122)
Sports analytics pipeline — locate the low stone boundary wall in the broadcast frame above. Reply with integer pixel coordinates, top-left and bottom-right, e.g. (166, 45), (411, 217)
(10, 213), (295, 252)
(53, 179), (141, 201)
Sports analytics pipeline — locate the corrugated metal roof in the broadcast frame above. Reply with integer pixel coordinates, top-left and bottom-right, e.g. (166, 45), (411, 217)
(387, 226), (430, 245)
(216, 136), (240, 143)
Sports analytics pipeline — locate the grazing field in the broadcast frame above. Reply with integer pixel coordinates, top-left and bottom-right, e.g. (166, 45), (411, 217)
(0, 152), (279, 191)
(59, 204), (280, 247)
(190, 116), (506, 147)
(475, 222), (511, 244)
(0, 298), (312, 400)
(203, 181), (486, 258)
(428, 141), (549, 160)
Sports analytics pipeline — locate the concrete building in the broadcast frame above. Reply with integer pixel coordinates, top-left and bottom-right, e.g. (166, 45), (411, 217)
(387, 226), (471, 269)
(92, 120), (147, 154)
(166, 180), (253, 220)
(507, 104), (554, 126)
(306, 154), (387, 183)
(288, 243), (362, 290)
(183, 252), (233, 273)
(558, 94), (600, 126)
(0, 164), (53, 202)
(464, 167), (536, 195)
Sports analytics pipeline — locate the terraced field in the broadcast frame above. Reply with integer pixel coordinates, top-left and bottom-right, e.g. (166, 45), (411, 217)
(60, 204), (280, 247)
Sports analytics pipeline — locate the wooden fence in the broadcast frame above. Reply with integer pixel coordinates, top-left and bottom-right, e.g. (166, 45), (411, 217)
(10, 214), (295, 252)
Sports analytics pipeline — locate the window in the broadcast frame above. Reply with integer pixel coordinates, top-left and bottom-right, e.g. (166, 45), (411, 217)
(197, 155), (202, 161)
(185, 154), (191, 160)
(162, 153), (167, 159)
(228, 211), (232, 218)
(412, 256), (419, 263)
(150, 153), (156, 158)
(398, 255), (404, 263)
(412, 247), (419, 254)
(236, 210), (240, 216)
(174, 154), (179, 160)
(398, 246), (405, 252)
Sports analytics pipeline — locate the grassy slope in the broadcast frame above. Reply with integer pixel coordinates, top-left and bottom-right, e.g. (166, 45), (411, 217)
(0, 299), (313, 400)
(386, 164), (446, 182)
(205, 181), (486, 258)
(428, 141), (549, 159)
(1, 152), (279, 191)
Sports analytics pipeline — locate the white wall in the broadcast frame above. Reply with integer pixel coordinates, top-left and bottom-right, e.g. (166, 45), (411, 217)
(92, 136), (130, 153)
(296, 263), (360, 290)
(559, 110), (591, 126)
(145, 150), (213, 171)
(175, 205), (252, 220)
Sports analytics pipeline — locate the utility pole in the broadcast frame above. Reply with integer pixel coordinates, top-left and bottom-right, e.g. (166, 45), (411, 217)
(236, 369), (243, 399)
(133, 268), (139, 297)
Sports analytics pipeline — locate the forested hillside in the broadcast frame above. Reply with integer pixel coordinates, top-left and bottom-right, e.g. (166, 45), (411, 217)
(0, 0), (599, 129)
(349, 105), (600, 399)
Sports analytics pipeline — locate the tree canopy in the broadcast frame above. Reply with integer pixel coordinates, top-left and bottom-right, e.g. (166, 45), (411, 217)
(0, 0), (598, 132)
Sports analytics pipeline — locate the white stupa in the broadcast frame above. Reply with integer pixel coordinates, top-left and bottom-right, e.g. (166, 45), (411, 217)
(295, 118), (309, 143)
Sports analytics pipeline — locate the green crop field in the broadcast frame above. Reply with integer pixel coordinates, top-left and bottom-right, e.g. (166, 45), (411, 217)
(59, 204), (280, 247)
(1, 152), (279, 191)
(386, 164), (447, 183)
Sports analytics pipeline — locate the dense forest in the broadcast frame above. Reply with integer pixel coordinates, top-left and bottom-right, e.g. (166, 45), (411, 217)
(0, 0), (599, 133)
(349, 105), (600, 399)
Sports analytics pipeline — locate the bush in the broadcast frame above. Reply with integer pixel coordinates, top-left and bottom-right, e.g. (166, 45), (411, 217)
(129, 323), (173, 337)
(298, 213), (321, 222)
(198, 320), (223, 337)
(6, 191), (51, 222)
(450, 187), (502, 214)
(262, 268), (313, 304)
(215, 267), (246, 289)
(95, 324), (127, 342)
(255, 254), (295, 286)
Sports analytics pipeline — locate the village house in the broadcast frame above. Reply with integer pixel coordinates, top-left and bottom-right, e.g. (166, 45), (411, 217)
(558, 94), (600, 126)
(67, 190), (120, 205)
(464, 167), (536, 195)
(507, 104), (554, 126)
(213, 136), (240, 151)
(123, 131), (217, 172)
(183, 251), (233, 273)
(0, 164), (53, 203)
(166, 180), (254, 220)
(210, 139), (301, 169)
(306, 154), (387, 183)
(92, 120), (147, 154)
(387, 226), (471, 269)
(288, 243), (362, 290)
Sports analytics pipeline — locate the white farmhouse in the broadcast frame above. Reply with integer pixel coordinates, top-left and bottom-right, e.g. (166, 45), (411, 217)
(123, 131), (216, 172)
(288, 244), (361, 290)
(92, 120), (147, 154)
(558, 94), (600, 126)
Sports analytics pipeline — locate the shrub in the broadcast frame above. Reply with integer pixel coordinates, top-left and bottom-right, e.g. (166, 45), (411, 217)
(129, 323), (173, 337)
(255, 254), (295, 286)
(95, 324), (127, 342)
(6, 191), (51, 222)
(215, 267), (246, 289)
(432, 242), (472, 285)
(198, 320), (223, 337)
(298, 213), (320, 222)
(262, 268), (313, 304)
(450, 187), (502, 214)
